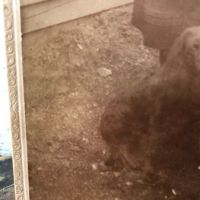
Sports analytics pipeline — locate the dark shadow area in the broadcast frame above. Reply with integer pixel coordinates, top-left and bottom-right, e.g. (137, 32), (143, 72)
(0, 156), (15, 200)
(101, 27), (200, 200)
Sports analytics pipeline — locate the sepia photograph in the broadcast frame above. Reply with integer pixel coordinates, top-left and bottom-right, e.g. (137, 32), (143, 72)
(1, 0), (200, 200)
(22, 0), (200, 199)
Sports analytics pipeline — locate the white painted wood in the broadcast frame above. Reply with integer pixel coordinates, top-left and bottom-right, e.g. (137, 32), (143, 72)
(21, 0), (133, 34)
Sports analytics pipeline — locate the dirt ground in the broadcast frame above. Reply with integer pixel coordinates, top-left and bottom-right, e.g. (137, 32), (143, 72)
(22, 5), (199, 200)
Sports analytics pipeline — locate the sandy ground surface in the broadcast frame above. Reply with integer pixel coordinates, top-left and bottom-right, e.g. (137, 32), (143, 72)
(22, 5), (199, 200)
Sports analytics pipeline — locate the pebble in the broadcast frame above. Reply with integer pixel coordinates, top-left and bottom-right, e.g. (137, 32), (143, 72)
(197, 166), (200, 170)
(126, 181), (133, 186)
(97, 67), (112, 77)
(82, 137), (89, 144)
(37, 167), (42, 171)
(113, 172), (120, 177)
(77, 44), (83, 50)
(102, 150), (106, 155)
(92, 163), (98, 170)
(171, 189), (177, 196)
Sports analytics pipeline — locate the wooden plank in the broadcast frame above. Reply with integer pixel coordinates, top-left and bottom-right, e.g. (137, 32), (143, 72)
(21, 0), (133, 34)
(20, 0), (48, 7)
(22, 0), (72, 18)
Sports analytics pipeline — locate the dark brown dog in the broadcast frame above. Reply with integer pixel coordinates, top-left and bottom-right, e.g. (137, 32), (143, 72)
(101, 27), (200, 174)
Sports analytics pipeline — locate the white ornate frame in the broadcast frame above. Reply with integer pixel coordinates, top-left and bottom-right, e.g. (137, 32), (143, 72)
(2, 0), (29, 199)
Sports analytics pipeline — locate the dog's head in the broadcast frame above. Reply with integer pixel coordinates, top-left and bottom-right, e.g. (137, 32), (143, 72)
(166, 26), (200, 72)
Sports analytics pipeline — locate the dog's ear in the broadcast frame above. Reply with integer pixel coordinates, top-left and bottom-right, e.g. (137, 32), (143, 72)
(169, 29), (194, 57)
(164, 27), (198, 69)
(182, 28), (200, 71)
(182, 32), (194, 52)
(164, 32), (186, 68)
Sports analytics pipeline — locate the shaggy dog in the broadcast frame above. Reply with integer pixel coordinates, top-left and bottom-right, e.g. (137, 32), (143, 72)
(100, 27), (200, 175)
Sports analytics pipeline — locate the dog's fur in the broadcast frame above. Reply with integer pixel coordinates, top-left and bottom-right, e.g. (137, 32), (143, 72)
(101, 27), (200, 174)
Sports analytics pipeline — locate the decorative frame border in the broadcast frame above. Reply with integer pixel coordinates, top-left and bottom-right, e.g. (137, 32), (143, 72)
(2, 0), (29, 199)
